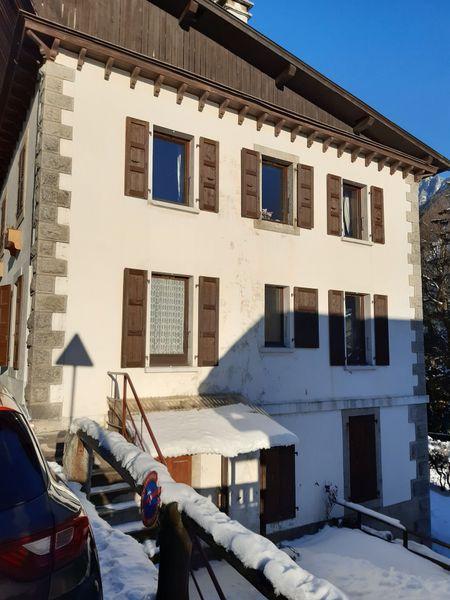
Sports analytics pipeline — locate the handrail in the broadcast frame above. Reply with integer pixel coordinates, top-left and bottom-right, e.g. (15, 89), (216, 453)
(335, 497), (450, 570)
(107, 371), (167, 466)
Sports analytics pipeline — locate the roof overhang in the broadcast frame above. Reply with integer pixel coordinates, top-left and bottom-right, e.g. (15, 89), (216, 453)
(150, 0), (450, 173)
(133, 403), (298, 458)
(11, 11), (443, 184)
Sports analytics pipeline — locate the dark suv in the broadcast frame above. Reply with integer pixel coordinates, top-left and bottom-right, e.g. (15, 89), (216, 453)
(0, 398), (102, 599)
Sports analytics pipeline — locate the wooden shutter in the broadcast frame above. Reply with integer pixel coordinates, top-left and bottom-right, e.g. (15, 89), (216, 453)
(13, 275), (23, 370)
(348, 415), (378, 502)
(17, 145), (26, 220)
(294, 287), (319, 348)
(328, 290), (345, 365)
(121, 268), (147, 368)
(297, 165), (314, 229)
(198, 276), (219, 367)
(327, 174), (342, 236)
(371, 186), (385, 244)
(124, 117), (149, 199)
(0, 285), (12, 366)
(199, 138), (219, 212)
(241, 148), (260, 219)
(260, 445), (296, 525)
(374, 294), (389, 365)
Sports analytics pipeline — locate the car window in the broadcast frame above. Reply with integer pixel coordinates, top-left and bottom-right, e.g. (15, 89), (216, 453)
(0, 411), (46, 510)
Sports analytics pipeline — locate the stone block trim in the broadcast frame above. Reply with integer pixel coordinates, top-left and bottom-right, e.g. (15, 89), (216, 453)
(408, 403), (430, 536)
(26, 60), (74, 421)
(406, 178), (426, 397)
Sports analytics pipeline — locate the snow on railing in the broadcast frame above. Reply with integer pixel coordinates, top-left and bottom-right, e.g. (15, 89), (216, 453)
(70, 418), (347, 600)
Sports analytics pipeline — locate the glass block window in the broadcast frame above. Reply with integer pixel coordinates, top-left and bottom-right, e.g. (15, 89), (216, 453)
(150, 275), (188, 365)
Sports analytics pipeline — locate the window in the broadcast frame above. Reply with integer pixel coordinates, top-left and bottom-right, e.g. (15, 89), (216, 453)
(17, 144), (26, 221)
(261, 159), (288, 223)
(342, 183), (362, 239)
(149, 274), (189, 366)
(152, 132), (189, 205)
(345, 293), (366, 365)
(265, 285), (285, 347)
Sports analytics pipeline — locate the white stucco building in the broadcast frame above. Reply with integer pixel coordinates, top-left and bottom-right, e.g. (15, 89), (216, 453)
(1, 0), (448, 537)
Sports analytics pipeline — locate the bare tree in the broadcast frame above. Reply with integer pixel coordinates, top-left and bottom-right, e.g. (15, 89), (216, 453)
(421, 183), (450, 432)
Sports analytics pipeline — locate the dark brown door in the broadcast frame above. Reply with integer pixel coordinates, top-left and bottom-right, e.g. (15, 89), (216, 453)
(348, 415), (378, 503)
(165, 455), (192, 485)
(260, 445), (296, 526)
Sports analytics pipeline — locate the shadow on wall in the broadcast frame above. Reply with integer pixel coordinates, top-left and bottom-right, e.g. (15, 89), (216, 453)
(56, 334), (93, 422)
(196, 311), (418, 406)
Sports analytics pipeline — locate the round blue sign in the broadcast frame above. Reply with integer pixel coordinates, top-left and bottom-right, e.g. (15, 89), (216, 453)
(141, 470), (161, 528)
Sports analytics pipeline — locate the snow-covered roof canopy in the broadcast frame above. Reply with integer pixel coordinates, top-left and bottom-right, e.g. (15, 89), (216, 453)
(134, 403), (298, 458)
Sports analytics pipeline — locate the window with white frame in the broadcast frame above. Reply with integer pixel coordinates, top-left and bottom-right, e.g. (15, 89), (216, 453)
(342, 182), (368, 240)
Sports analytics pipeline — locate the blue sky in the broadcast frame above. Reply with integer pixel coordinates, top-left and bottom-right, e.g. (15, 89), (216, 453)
(250, 0), (450, 162)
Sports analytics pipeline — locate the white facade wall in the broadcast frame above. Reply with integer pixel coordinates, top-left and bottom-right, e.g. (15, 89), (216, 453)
(51, 51), (418, 424)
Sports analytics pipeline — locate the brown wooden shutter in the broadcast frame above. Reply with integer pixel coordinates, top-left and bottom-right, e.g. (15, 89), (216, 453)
(0, 284), (12, 366)
(371, 186), (385, 244)
(294, 287), (319, 348)
(328, 289), (345, 365)
(121, 268), (147, 368)
(327, 174), (342, 236)
(297, 165), (314, 229)
(374, 294), (389, 365)
(13, 275), (23, 370)
(164, 455), (192, 485)
(198, 276), (219, 367)
(199, 138), (219, 212)
(241, 148), (260, 219)
(124, 117), (149, 199)
(260, 445), (296, 525)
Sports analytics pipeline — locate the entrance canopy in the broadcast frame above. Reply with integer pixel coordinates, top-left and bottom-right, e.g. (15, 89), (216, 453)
(134, 403), (298, 458)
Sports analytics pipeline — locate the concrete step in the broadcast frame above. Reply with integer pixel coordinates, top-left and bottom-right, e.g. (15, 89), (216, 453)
(91, 467), (123, 487)
(97, 503), (141, 526)
(89, 481), (135, 505)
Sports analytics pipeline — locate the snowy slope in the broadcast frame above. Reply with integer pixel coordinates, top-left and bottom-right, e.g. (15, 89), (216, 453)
(284, 526), (450, 600)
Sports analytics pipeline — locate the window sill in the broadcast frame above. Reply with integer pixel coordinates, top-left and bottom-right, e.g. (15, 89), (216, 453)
(145, 366), (198, 373)
(150, 199), (200, 215)
(341, 236), (373, 247)
(344, 365), (376, 372)
(259, 347), (294, 355)
(254, 219), (300, 236)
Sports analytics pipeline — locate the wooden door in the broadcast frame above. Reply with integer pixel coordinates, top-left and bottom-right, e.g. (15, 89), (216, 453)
(348, 415), (378, 503)
(260, 446), (295, 526)
(165, 455), (192, 485)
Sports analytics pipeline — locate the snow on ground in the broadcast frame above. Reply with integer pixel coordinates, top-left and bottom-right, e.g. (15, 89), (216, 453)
(71, 418), (345, 600)
(49, 462), (158, 600)
(136, 403), (298, 458)
(282, 526), (450, 600)
(431, 488), (450, 559)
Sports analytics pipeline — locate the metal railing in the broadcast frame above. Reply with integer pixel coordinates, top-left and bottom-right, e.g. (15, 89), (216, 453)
(105, 371), (226, 599)
(335, 498), (450, 570)
(107, 371), (167, 466)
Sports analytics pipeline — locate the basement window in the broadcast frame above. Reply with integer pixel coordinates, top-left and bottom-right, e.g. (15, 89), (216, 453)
(152, 133), (189, 205)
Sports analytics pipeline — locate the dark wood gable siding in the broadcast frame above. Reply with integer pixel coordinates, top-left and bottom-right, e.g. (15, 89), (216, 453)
(35, 0), (351, 131)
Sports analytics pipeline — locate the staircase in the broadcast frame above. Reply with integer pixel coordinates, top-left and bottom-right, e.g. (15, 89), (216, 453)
(88, 460), (158, 550)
